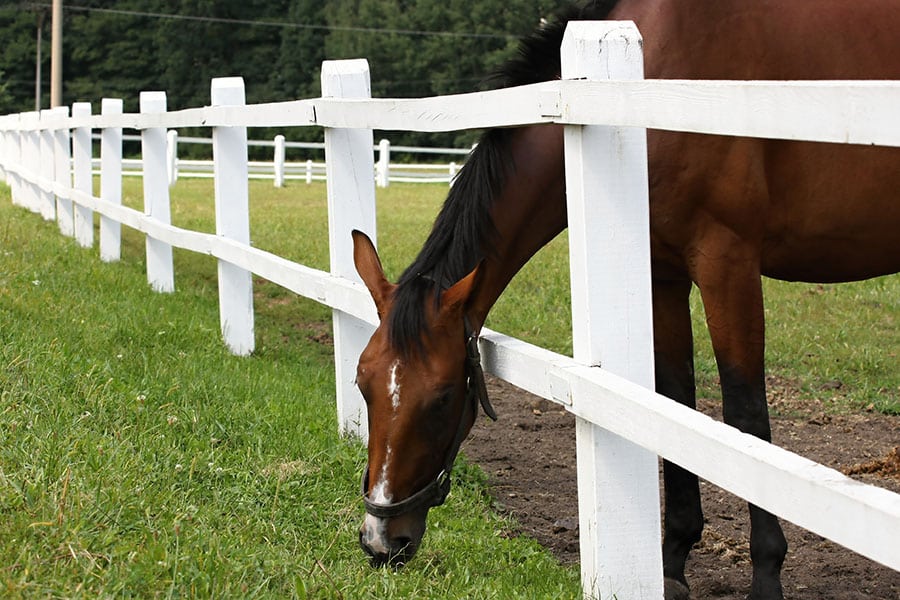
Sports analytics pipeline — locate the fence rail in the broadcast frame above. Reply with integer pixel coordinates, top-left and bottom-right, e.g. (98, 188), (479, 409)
(1, 21), (899, 600)
(87, 132), (468, 186)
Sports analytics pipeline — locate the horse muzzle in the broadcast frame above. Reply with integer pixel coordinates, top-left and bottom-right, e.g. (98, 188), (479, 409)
(359, 512), (426, 568)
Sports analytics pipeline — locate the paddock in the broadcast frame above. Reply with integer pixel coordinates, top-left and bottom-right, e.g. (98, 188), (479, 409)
(1, 21), (898, 599)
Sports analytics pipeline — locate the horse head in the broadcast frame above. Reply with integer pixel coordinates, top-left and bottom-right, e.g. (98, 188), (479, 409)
(351, 230), (495, 567)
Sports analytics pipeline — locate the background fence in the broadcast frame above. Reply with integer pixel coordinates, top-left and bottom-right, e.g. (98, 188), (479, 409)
(90, 132), (469, 187)
(1, 21), (899, 600)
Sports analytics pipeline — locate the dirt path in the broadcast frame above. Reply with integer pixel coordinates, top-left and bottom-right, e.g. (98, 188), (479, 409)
(464, 375), (900, 599)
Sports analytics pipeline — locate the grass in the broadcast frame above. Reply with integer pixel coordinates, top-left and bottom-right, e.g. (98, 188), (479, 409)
(0, 182), (580, 598)
(1, 175), (897, 596)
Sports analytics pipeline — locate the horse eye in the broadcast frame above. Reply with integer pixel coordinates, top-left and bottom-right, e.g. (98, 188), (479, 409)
(433, 386), (455, 407)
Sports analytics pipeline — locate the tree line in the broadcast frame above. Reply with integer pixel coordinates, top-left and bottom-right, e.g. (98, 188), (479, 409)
(1, 1), (563, 148)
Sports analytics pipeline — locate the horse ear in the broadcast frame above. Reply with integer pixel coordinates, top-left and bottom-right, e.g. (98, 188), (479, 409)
(440, 262), (482, 315)
(351, 230), (394, 318)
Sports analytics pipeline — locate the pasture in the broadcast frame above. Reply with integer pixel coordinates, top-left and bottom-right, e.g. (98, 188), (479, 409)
(0, 176), (896, 596)
(0, 180), (580, 598)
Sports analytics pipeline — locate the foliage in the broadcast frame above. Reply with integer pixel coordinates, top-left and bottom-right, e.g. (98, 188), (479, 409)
(1, 0), (566, 146)
(0, 70), (12, 111)
(0, 5), (44, 114)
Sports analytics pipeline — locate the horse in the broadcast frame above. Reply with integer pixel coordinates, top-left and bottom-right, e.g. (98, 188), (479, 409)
(351, 0), (900, 598)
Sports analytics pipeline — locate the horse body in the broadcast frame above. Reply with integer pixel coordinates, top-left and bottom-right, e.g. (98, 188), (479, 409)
(353, 1), (900, 597)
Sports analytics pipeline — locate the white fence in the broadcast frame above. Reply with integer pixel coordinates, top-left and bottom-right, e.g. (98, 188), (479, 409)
(1, 21), (899, 600)
(92, 132), (468, 187)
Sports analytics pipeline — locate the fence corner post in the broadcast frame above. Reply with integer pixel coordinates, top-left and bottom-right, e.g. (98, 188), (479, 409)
(140, 91), (175, 293)
(211, 76), (255, 356)
(100, 98), (123, 262)
(561, 21), (663, 600)
(72, 102), (94, 248)
(322, 59), (377, 441)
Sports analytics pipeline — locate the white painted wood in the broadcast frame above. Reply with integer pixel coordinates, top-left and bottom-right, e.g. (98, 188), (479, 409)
(475, 326), (900, 571)
(71, 102), (94, 248)
(556, 78), (900, 146)
(376, 138), (390, 188)
(4, 116), (23, 204)
(67, 184), (377, 326)
(0, 128), (7, 183)
(140, 91), (175, 293)
(562, 22), (662, 600)
(166, 129), (178, 186)
(21, 79), (900, 148)
(25, 112), (42, 213)
(322, 59), (378, 441)
(51, 106), (72, 236)
(100, 98), (123, 262)
(211, 77), (254, 357)
(38, 110), (55, 220)
(273, 134), (285, 188)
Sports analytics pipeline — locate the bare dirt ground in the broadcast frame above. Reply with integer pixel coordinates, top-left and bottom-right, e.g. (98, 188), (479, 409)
(464, 375), (900, 599)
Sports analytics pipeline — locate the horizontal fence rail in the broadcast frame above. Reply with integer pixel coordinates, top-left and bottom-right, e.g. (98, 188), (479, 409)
(7, 79), (900, 146)
(85, 133), (469, 187)
(1, 20), (898, 600)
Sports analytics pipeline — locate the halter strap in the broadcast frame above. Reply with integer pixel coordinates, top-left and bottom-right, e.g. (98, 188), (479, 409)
(464, 315), (497, 421)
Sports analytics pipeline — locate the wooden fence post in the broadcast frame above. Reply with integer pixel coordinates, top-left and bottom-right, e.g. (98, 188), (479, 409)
(211, 77), (255, 356)
(322, 59), (378, 440)
(5, 115), (23, 206)
(51, 106), (72, 237)
(22, 112), (40, 214)
(561, 22), (663, 599)
(140, 91), (175, 293)
(72, 102), (93, 248)
(376, 138), (390, 188)
(100, 98), (123, 263)
(167, 129), (178, 187)
(273, 134), (285, 188)
(0, 122), (7, 184)
(38, 109), (55, 221)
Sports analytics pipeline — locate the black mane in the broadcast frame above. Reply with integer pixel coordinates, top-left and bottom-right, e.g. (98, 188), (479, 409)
(388, 0), (620, 355)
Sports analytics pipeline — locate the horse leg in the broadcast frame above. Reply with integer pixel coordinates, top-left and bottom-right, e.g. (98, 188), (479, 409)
(654, 278), (702, 600)
(695, 249), (787, 600)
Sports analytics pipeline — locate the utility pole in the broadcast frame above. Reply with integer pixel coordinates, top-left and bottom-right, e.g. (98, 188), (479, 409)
(50, 0), (62, 108)
(35, 10), (45, 110)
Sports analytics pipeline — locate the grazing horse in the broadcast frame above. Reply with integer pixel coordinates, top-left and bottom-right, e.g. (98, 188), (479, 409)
(352, 0), (900, 597)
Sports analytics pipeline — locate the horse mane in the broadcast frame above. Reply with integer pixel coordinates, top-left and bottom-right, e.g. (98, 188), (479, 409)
(388, 0), (620, 356)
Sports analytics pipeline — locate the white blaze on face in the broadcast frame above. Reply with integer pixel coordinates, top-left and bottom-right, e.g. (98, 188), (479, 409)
(362, 360), (404, 553)
(363, 359), (401, 553)
(388, 359), (402, 410)
(362, 447), (393, 553)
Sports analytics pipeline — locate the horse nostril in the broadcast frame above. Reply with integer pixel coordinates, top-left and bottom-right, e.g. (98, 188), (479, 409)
(387, 537), (415, 567)
(392, 536), (412, 553)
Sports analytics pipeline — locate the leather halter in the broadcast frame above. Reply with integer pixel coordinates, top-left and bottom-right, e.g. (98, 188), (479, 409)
(361, 316), (497, 519)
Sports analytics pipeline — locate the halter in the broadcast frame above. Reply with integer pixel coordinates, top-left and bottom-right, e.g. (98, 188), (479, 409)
(361, 316), (497, 519)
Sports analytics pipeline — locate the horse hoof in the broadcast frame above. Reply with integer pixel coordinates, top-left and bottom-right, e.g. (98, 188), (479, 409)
(664, 577), (690, 600)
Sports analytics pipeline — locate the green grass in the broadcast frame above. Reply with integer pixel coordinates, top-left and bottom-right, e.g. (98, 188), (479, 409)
(1, 175), (897, 596)
(0, 182), (580, 598)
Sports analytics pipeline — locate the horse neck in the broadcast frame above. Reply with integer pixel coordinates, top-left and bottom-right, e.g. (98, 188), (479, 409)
(468, 124), (567, 328)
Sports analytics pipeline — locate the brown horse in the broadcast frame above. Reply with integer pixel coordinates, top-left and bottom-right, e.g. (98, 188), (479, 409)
(351, 0), (900, 598)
